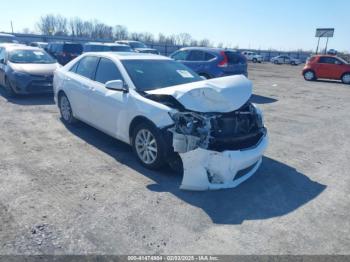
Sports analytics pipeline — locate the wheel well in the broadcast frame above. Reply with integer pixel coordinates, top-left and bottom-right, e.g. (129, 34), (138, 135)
(57, 90), (66, 101)
(128, 116), (157, 143)
(304, 69), (315, 75)
(341, 72), (350, 78)
(199, 73), (211, 79)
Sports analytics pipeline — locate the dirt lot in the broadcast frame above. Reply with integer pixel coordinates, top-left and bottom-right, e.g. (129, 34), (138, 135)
(0, 63), (349, 255)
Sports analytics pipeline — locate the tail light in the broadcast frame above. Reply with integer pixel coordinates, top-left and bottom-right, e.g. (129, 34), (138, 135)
(218, 51), (228, 68)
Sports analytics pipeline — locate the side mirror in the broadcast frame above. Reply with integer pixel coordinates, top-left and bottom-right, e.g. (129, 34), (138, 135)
(105, 80), (128, 92)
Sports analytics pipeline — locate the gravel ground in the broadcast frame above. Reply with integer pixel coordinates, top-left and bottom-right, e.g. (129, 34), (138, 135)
(0, 63), (349, 255)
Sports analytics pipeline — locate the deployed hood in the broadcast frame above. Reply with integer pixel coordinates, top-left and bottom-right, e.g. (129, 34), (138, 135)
(9, 62), (60, 75)
(145, 75), (252, 113)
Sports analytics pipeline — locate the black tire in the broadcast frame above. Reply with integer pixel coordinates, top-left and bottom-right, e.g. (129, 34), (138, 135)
(303, 70), (316, 81)
(132, 122), (166, 170)
(273, 60), (279, 65)
(341, 73), (350, 84)
(4, 78), (16, 98)
(252, 58), (257, 63)
(58, 93), (78, 125)
(291, 61), (296, 66)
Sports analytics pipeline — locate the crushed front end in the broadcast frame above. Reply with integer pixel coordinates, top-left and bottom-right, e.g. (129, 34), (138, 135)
(168, 102), (268, 190)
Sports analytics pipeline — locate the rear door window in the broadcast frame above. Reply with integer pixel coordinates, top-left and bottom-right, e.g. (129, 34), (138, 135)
(94, 58), (123, 84)
(187, 50), (205, 61)
(75, 56), (99, 79)
(204, 52), (216, 61)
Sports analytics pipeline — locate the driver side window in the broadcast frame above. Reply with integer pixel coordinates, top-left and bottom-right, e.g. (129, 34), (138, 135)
(94, 58), (123, 84)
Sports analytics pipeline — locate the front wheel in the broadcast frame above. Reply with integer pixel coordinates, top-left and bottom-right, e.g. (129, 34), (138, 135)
(132, 122), (166, 169)
(4, 78), (16, 98)
(252, 58), (257, 63)
(273, 60), (279, 65)
(59, 93), (78, 124)
(303, 70), (316, 81)
(341, 73), (350, 84)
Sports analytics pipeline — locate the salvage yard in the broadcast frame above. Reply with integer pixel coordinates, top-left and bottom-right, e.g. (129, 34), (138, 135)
(0, 63), (349, 254)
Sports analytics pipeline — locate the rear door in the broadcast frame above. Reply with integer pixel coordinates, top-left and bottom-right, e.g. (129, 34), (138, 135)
(184, 50), (207, 72)
(88, 57), (128, 137)
(65, 56), (99, 121)
(224, 51), (248, 76)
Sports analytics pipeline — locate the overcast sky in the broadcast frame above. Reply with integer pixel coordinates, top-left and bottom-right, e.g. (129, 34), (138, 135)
(0, 0), (348, 51)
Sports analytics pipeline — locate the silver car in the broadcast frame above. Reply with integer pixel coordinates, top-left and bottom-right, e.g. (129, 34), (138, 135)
(271, 55), (301, 65)
(0, 45), (60, 97)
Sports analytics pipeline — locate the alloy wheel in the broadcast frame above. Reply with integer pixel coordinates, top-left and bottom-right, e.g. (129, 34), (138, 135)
(135, 129), (158, 165)
(60, 96), (72, 121)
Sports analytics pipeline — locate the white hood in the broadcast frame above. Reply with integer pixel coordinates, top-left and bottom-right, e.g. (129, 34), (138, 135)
(146, 75), (252, 113)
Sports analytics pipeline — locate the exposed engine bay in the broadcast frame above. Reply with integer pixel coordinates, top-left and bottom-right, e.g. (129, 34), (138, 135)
(168, 102), (266, 154)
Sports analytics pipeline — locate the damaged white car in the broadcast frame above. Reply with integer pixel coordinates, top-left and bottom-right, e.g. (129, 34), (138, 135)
(53, 52), (268, 190)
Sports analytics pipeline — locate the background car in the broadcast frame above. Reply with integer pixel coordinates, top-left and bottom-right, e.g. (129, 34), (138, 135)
(0, 33), (17, 43)
(0, 45), (60, 97)
(47, 42), (83, 65)
(271, 55), (301, 65)
(115, 40), (159, 54)
(29, 42), (49, 50)
(170, 47), (248, 79)
(83, 42), (133, 53)
(242, 51), (263, 63)
(302, 55), (350, 84)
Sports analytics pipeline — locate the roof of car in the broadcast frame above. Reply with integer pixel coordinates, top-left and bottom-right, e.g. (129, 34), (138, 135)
(117, 40), (141, 43)
(0, 33), (15, 37)
(83, 52), (168, 60)
(179, 47), (238, 52)
(4, 45), (44, 52)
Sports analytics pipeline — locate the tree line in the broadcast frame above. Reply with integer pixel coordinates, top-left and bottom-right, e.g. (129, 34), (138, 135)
(35, 14), (214, 47)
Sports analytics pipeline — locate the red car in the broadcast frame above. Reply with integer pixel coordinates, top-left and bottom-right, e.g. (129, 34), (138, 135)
(302, 55), (350, 84)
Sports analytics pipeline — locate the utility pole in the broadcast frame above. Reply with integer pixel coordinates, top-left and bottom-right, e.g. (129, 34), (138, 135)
(325, 37), (329, 54)
(316, 36), (321, 54)
(10, 21), (14, 34)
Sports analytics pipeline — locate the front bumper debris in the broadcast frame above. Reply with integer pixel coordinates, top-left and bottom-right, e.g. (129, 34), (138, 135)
(179, 133), (268, 190)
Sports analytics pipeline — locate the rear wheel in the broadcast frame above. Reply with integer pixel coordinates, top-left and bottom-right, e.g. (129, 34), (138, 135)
(132, 122), (166, 169)
(303, 70), (316, 81)
(4, 78), (16, 98)
(341, 73), (350, 84)
(59, 93), (78, 124)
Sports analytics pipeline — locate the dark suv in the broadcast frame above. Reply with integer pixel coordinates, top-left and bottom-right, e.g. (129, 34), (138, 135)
(170, 47), (247, 79)
(47, 42), (83, 65)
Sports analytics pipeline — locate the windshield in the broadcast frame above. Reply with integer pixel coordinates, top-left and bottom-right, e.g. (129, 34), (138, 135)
(129, 42), (147, 49)
(9, 49), (56, 64)
(122, 60), (202, 91)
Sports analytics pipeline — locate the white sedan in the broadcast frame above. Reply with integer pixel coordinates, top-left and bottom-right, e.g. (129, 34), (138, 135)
(53, 52), (268, 190)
